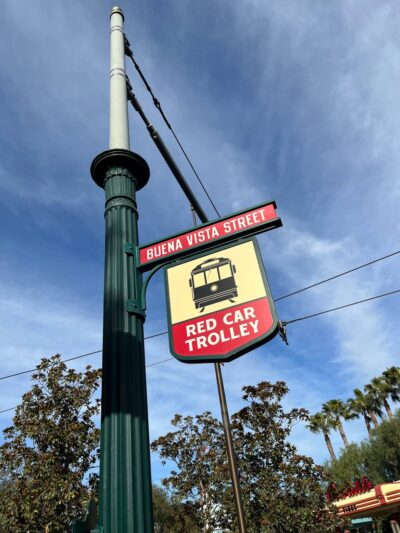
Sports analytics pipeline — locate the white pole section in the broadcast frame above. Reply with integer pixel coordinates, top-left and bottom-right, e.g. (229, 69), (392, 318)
(109, 7), (130, 150)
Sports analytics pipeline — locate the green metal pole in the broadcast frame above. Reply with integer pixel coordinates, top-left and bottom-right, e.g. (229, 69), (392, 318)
(89, 7), (153, 533)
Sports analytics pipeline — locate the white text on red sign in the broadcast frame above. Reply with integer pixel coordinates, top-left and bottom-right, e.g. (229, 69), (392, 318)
(140, 203), (279, 266)
(172, 298), (273, 358)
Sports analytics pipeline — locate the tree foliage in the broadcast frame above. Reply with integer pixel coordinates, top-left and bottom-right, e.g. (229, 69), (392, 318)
(153, 484), (201, 533)
(325, 412), (400, 492)
(152, 380), (340, 533)
(151, 411), (230, 530)
(0, 355), (101, 532)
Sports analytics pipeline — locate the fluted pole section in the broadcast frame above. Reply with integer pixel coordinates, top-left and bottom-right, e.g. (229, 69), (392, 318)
(99, 165), (153, 532)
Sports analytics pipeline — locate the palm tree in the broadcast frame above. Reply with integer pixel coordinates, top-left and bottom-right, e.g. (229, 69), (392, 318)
(363, 385), (384, 427)
(382, 367), (400, 409)
(322, 399), (351, 448)
(365, 376), (394, 419)
(347, 388), (382, 435)
(307, 412), (337, 462)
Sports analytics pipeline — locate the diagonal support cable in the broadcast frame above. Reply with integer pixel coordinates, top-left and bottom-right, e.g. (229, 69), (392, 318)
(124, 37), (220, 217)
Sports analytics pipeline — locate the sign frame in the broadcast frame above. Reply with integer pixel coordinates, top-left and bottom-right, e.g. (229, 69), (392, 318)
(139, 200), (282, 272)
(164, 237), (280, 364)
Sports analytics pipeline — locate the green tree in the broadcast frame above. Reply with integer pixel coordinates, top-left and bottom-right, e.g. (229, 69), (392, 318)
(325, 412), (400, 492)
(324, 442), (374, 491)
(367, 412), (400, 482)
(151, 411), (230, 531)
(153, 484), (200, 532)
(232, 382), (338, 533)
(322, 399), (351, 448)
(0, 355), (101, 532)
(307, 411), (337, 461)
(153, 381), (340, 533)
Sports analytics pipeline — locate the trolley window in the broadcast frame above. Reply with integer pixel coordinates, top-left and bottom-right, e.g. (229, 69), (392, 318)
(218, 264), (232, 280)
(193, 272), (206, 287)
(205, 268), (219, 283)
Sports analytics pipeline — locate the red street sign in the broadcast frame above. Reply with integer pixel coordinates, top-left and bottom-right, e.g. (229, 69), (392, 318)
(164, 238), (279, 363)
(139, 200), (281, 271)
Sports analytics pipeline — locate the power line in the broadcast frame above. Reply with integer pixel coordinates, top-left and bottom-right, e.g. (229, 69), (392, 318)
(124, 42), (400, 303)
(1, 251), (399, 384)
(2, 249), (400, 384)
(274, 249), (400, 302)
(124, 37), (220, 218)
(124, 43), (400, 292)
(123, 43), (400, 305)
(0, 406), (16, 415)
(0, 333), (169, 383)
(144, 331), (168, 341)
(0, 356), (174, 418)
(146, 357), (173, 368)
(126, 51), (400, 302)
(0, 350), (102, 382)
(283, 288), (400, 326)
(2, 288), (400, 416)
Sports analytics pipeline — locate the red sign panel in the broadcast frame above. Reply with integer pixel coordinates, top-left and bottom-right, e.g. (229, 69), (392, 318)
(164, 238), (279, 363)
(172, 298), (273, 358)
(140, 201), (281, 271)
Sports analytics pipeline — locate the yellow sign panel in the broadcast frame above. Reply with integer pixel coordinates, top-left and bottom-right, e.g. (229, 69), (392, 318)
(164, 238), (279, 363)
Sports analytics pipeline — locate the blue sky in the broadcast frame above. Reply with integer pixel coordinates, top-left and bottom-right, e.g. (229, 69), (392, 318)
(1, 0), (400, 483)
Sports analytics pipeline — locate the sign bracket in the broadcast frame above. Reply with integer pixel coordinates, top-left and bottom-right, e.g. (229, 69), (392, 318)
(123, 242), (136, 255)
(127, 258), (177, 319)
(126, 299), (146, 320)
(124, 242), (147, 319)
(278, 321), (289, 345)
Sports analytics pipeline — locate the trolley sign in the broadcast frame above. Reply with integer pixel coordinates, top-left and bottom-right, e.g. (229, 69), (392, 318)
(164, 238), (279, 363)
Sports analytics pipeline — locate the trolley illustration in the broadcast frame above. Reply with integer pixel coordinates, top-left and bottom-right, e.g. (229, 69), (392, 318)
(189, 257), (238, 312)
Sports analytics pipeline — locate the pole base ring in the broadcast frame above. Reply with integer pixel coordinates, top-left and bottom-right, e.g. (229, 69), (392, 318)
(90, 149), (150, 190)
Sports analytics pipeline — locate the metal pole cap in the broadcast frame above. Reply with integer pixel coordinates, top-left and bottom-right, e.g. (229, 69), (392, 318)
(110, 6), (124, 19)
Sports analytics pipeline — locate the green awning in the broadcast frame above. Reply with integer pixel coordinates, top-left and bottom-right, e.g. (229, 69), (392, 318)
(349, 517), (373, 529)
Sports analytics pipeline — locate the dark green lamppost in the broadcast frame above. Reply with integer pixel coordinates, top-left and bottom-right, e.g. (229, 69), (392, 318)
(89, 7), (153, 532)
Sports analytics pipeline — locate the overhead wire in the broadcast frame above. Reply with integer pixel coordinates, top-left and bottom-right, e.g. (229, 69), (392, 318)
(0, 406), (16, 415)
(274, 249), (400, 301)
(2, 287), (400, 417)
(123, 42), (400, 310)
(1, 286), (400, 417)
(0, 312), (174, 414)
(0, 334), (170, 383)
(1, 250), (400, 385)
(124, 37), (221, 218)
(0, 354), (174, 417)
(0, 350), (102, 382)
(282, 288), (400, 326)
